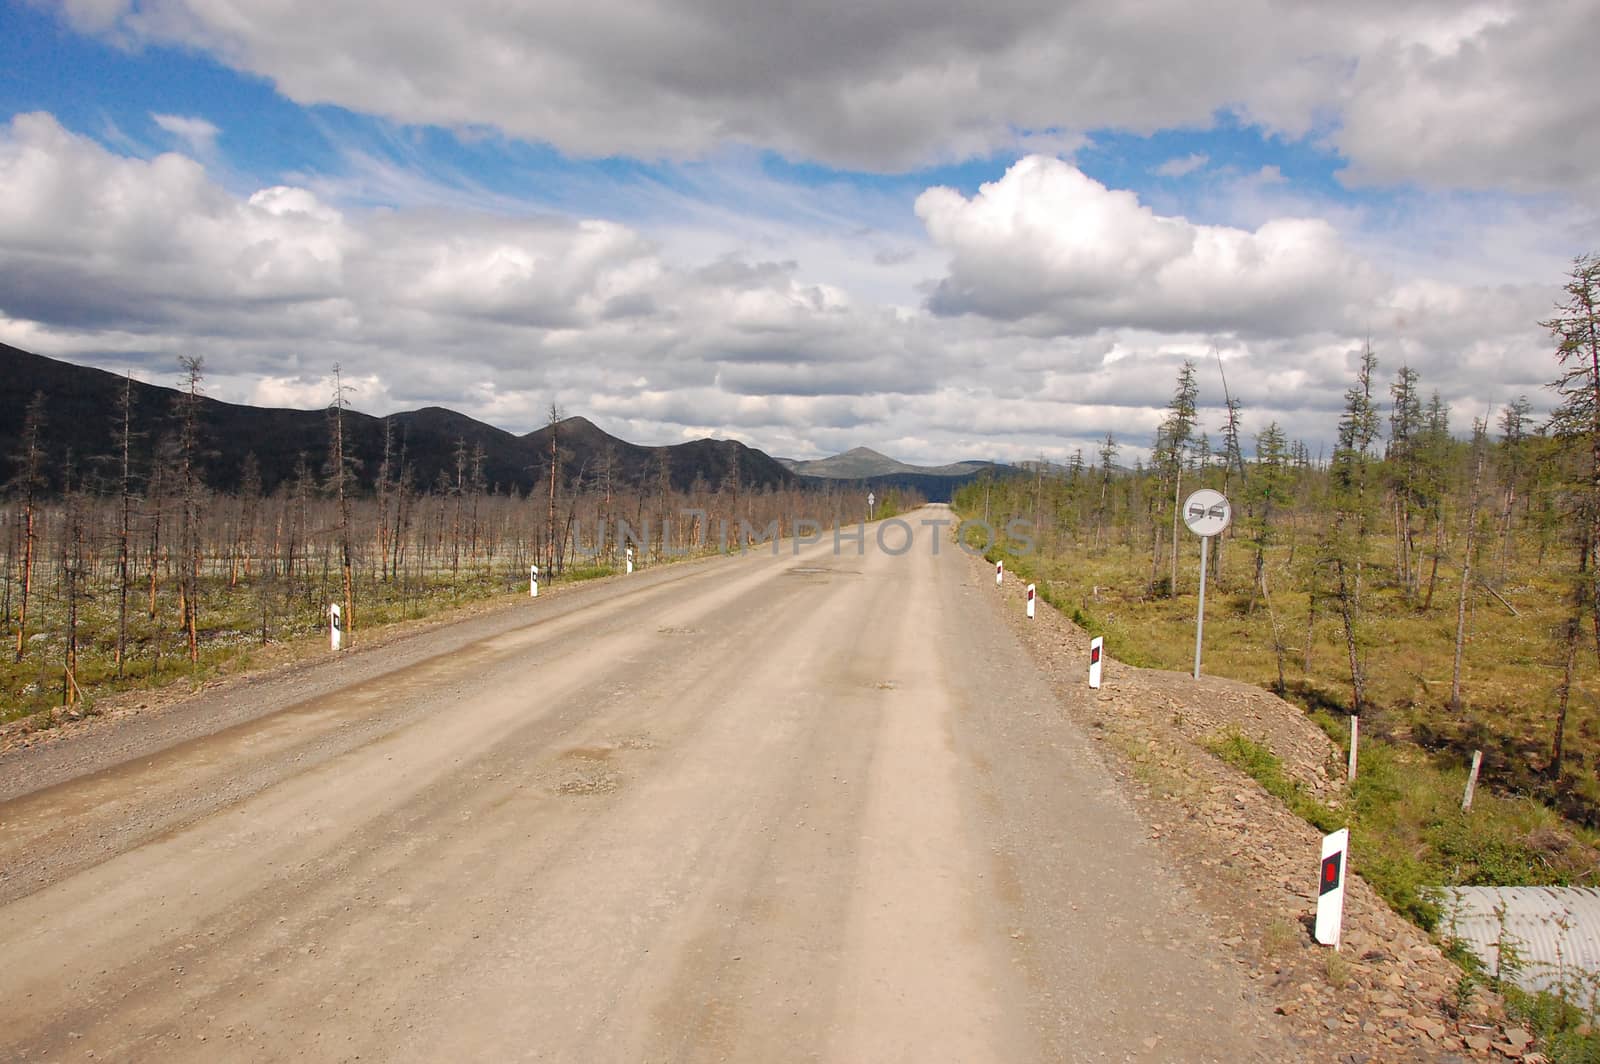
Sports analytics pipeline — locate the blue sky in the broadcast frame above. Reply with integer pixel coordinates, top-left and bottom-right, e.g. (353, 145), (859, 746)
(1, 0), (1595, 462)
(1, 2), (1365, 226)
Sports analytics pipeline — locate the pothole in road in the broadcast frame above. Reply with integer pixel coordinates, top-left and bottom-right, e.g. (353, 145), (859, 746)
(553, 769), (622, 796)
(787, 566), (833, 576)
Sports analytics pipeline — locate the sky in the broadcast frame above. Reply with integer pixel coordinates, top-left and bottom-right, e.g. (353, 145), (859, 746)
(2, 0), (1598, 465)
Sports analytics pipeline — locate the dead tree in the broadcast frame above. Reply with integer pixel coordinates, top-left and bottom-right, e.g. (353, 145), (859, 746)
(1449, 420), (1488, 712)
(175, 357), (206, 664)
(327, 365), (357, 644)
(114, 374), (139, 677)
(10, 392), (46, 662)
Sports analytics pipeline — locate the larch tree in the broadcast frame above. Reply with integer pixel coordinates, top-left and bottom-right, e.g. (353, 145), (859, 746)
(1324, 342), (1381, 713)
(1387, 365), (1424, 600)
(1544, 253), (1600, 658)
(1543, 253), (1600, 773)
(1095, 432), (1118, 551)
(1156, 360), (1198, 595)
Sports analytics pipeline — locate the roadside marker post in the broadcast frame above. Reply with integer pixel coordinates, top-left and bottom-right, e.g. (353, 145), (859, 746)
(996, 560), (1004, 585)
(530, 564), (539, 598)
(1314, 828), (1349, 949)
(1462, 750), (1484, 812)
(1089, 636), (1104, 689)
(626, 546), (635, 575)
(329, 603), (342, 652)
(1026, 583), (1036, 619)
(1348, 717), (1359, 783)
(1181, 489), (1232, 680)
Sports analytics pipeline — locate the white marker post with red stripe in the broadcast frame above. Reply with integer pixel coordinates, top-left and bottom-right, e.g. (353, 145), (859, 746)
(996, 560), (1004, 585)
(1315, 828), (1349, 949)
(1089, 636), (1104, 689)
(1026, 583), (1036, 619)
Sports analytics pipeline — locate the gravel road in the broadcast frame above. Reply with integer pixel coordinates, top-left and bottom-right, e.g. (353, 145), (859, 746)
(0, 505), (1299, 1061)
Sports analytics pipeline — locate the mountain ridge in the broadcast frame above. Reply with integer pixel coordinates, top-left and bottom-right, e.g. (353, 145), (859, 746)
(780, 445), (998, 480)
(0, 344), (793, 496)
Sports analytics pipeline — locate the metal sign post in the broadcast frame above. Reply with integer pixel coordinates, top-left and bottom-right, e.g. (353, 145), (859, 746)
(1182, 489), (1231, 680)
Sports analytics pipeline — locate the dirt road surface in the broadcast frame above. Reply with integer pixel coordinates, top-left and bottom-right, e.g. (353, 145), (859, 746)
(0, 506), (1304, 1062)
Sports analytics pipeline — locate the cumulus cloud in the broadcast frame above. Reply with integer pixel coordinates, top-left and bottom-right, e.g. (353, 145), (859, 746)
(917, 156), (1385, 337)
(0, 114), (1564, 466)
(49, 0), (1600, 193)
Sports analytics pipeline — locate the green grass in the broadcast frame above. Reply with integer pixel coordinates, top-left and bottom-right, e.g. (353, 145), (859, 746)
(1205, 729), (1347, 834)
(562, 563), (618, 582)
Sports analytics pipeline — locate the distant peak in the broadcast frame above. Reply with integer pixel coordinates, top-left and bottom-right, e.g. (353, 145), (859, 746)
(840, 446), (892, 460)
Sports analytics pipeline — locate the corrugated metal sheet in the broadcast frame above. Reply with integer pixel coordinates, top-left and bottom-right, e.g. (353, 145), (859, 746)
(1438, 887), (1600, 1008)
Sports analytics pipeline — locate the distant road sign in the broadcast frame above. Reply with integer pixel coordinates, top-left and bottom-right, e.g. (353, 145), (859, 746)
(1181, 489), (1232, 537)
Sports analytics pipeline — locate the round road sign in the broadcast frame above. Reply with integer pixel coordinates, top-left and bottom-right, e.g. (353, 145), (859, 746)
(1181, 488), (1232, 537)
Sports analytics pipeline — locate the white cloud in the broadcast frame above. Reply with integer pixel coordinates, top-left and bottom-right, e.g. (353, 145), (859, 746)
(49, 0), (1600, 195)
(1333, 4), (1600, 195)
(916, 156), (1386, 337)
(151, 112), (220, 154)
(1152, 153), (1208, 178)
(0, 114), (1568, 466)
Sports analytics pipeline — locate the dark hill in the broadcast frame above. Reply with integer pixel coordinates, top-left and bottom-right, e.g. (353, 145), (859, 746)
(0, 344), (793, 496)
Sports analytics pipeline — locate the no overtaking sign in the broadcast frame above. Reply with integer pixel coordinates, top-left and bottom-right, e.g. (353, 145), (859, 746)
(1182, 488), (1232, 538)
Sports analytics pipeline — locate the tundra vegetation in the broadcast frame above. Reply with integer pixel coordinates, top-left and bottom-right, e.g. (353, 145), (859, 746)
(0, 360), (918, 726)
(957, 256), (1600, 1051)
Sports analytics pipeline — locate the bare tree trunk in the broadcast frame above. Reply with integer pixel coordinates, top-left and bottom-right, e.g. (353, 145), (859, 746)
(1450, 427), (1487, 712)
(1303, 589), (1317, 674)
(1260, 564), (1287, 694)
(1552, 609), (1580, 778)
(116, 375), (134, 676)
(1424, 516), (1444, 609)
(11, 393), (45, 662)
(546, 406), (562, 574)
(1335, 558), (1365, 712)
(1169, 468), (1182, 593)
(177, 357), (205, 665)
(328, 366), (355, 646)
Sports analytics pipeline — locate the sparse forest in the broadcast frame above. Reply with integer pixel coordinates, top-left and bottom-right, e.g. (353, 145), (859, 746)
(0, 362), (917, 728)
(957, 256), (1600, 889)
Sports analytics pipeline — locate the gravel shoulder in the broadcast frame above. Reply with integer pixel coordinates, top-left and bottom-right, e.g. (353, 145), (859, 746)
(984, 552), (1539, 1063)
